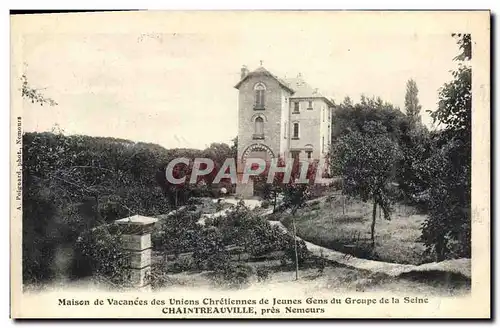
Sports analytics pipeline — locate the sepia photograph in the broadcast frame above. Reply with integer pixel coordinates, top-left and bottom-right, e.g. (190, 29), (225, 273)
(9, 10), (490, 319)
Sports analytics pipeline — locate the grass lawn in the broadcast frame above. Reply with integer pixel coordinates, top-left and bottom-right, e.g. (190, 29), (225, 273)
(280, 193), (429, 265)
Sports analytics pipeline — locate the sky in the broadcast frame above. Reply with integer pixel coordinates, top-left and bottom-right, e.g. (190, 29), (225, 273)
(15, 11), (462, 150)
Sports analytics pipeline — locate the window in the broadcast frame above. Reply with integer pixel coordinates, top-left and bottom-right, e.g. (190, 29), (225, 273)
(253, 117), (264, 139)
(322, 136), (325, 152)
(322, 107), (325, 122)
(306, 150), (312, 159)
(308, 101), (313, 109)
(293, 102), (300, 113)
(254, 83), (266, 109)
(284, 121), (287, 139)
(292, 122), (299, 139)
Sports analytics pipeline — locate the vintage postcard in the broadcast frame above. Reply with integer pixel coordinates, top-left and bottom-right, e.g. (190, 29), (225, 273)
(10, 10), (490, 319)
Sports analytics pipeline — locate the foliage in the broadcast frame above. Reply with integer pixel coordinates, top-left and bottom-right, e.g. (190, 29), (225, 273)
(420, 138), (471, 260)
(155, 142), (236, 208)
(420, 33), (472, 261)
(206, 201), (310, 273)
(22, 129), (237, 284)
(396, 127), (433, 206)
(331, 120), (402, 245)
(282, 183), (310, 215)
(245, 219), (287, 257)
(230, 137), (238, 160)
(431, 65), (471, 139)
(192, 227), (230, 270)
(152, 209), (201, 256)
(332, 95), (408, 143)
(208, 202), (289, 258)
(213, 263), (254, 288)
(167, 256), (196, 274)
(404, 79), (423, 127)
(256, 266), (271, 282)
(282, 236), (310, 266)
(22, 132), (171, 283)
(21, 73), (58, 106)
(148, 262), (178, 290)
(73, 224), (129, 285)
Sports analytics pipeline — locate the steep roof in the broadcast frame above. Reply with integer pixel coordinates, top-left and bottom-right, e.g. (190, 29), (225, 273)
(235, 66), (334, 107)
(234, 66), (295, 93)
(284, 77), (320, 98)
(284, 76), (334, 107)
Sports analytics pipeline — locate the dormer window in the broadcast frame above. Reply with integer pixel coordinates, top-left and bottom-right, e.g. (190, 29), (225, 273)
(254, 83), (266, 110)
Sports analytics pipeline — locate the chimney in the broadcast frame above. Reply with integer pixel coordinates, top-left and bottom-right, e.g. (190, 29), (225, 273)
(240, 65), (249, 80)
(313, 88), (318, 95)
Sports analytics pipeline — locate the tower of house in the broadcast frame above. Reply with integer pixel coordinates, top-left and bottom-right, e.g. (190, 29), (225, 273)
(234, 64), (334, 197)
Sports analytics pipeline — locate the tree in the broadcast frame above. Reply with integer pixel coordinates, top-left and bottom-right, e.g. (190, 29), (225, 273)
(331, 121), (402, 246)
(230, 137), (238, 160)
(404, 79), (422, 127)
(420, 33), (471, 261)
(252, 157), (317, 280)
(22, 132), (172, 283)
(398, 79), (431, 205)
(21, 72), (58, 106)
(332, 95), (407, 143)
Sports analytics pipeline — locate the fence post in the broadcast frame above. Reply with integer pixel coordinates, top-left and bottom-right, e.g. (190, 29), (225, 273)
(115, 215), (157, 290)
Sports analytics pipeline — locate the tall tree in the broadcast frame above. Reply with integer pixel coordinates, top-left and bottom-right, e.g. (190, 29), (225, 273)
(420, 33), (472, 261)
(404, 79), (422, 127)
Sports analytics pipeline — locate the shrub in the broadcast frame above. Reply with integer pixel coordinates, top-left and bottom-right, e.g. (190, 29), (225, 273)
(331, 178), (344, 191)
(167, 256), (196, 274)
(214, 263), (254, 288)
(420, 138), (471, 261)
(148, 262), (175, 290)
(187, 197), (204, 205)
(246, 223), (286, 258)
(261, 200), (270, 209)
(282, 236), (310, 267)
(73, 223), (129, 286)
(256, 266), (271, 282)
(152, 209), (201, 256)
(192, 227), (230, 270)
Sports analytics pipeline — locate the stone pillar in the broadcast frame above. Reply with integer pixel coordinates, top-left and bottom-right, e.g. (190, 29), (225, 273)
(115, 215), (157, 290)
